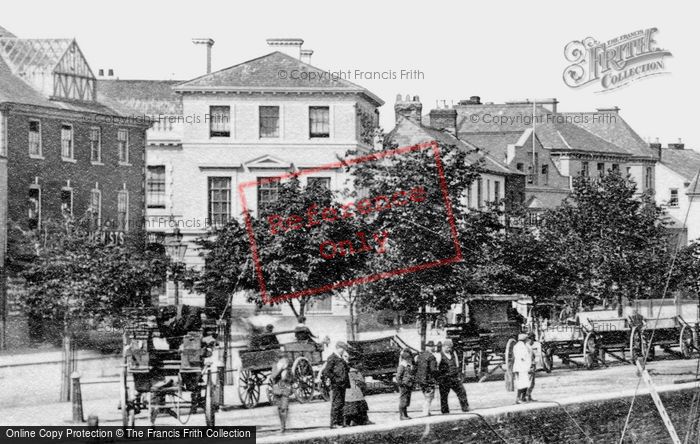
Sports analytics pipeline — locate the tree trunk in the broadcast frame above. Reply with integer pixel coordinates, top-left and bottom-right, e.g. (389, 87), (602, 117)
(348, 296), (356, 341)
(617, 293), (623, 317)
(59, 330), (75, 402)
(419, 305), (427, 351)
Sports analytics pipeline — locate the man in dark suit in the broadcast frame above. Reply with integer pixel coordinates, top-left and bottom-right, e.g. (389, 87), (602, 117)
(437, 339), (469, 413)
(321, 341), (351, 428)
(414, 340), (438, 416)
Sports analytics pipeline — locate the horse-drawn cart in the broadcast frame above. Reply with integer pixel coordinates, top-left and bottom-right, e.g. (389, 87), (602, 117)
(446, 294), (526, 381)
(347, 336), (417, 385)
(120, 306), (223, 426)
(237, 331), (324, 408)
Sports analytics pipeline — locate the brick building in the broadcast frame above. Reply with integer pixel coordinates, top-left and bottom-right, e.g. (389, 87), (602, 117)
(0, 27), (150, 347)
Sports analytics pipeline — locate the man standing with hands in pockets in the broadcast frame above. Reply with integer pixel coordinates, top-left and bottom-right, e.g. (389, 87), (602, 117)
(322, 341), (351, 428)
(414, 340), (438, 416)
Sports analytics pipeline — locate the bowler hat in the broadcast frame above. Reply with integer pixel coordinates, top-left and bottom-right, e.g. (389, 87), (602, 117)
(425, 340), (435, 347)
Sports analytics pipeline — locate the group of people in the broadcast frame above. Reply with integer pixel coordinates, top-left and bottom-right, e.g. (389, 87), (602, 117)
(267, 333), (538, 432)
(269, 340), (372, 432)
(399, 338), (469, 419)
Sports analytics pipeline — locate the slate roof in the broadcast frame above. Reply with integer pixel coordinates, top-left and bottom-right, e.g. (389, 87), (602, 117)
(97, 79), (183, 116)
(659, 147), (700, 182)
(455, 103), (651, 159)
(175, 51), (384, 106)
(385, 117), (521, 176)
(561, 111), (655, 159)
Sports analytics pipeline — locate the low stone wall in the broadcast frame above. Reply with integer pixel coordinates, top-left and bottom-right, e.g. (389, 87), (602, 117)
(262, 386), (699, 444)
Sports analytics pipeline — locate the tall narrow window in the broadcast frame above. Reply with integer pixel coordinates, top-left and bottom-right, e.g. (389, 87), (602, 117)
(669, 189), (679, 207)
(541, 164), (549, 185)
(527, 165), (534, 184)
(117, 190), (129, 231)
(0, 112), (7, 156)
(118, 129), (129, 163)
(307, 177), (331, 190)
(28, 187), (41, 230)
(29, 120), (41, 156)
(209, 106), (231, 137)
(147, 166), (166, 208)
(581, 161), (589, 177)
(61, 124), (73, 159)
(259, 106), (280, 138)
(208, 177), (231, 226)
(90, 188), (101, 231)
(646, 167), (653, 190)
(494, 181), (501, 203)
(60, 189), (73, 217)
(90, 127), (101, 162)
(257, 178), (280, 213)
(309, 106), (330, 138)
(597, 162), (605, 176)
(477, 178), (483, 209)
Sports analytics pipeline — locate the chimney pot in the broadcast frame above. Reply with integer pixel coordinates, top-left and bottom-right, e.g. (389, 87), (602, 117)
(266, 38), (304, 59)
(429, 107), (458, 135)
(394, 94), (423, 123)
(300, 49), (313, 64)
(193, 38), (215, 74)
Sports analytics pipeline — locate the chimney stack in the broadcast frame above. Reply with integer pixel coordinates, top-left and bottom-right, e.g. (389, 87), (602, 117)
(429, 107), (457, 134)
(394, 94), (423, 123)
(650, 137), (662, 161)
(300, 49), (313, 64)
(192, 38), (215, 74)
(266, 38), (304, 59)
(668, 138), (685, 150)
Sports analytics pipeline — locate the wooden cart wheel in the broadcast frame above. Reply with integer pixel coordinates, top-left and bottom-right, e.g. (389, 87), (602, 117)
(205, 369), (215, 426)
(680, 325), (694, 359)
(292, 357), (315, 403)
(120, 366), (135, 427)
(542, 346), (554, 373)
(630, 326), (645, 365)
(583, 333), (596, 370)
(237, 370), (261, 409)
(473, 349), (485, 379)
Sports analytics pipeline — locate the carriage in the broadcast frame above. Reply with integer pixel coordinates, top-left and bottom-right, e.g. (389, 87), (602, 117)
(347, 336), (417, 385)
(446, 294), (526, 381)
(120, 306), (223, 426)
(532, 297), (699, 371)
(236, 329), (325, 409)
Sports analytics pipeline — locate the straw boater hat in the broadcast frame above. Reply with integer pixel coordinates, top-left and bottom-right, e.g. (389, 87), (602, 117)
(518, 333), (528, 341)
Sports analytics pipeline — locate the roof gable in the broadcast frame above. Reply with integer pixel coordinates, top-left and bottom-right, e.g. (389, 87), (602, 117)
(244, 154), (291, 170)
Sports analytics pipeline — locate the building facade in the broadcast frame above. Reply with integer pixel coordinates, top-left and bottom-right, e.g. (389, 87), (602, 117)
(102, 39), (384, 335)
(653, 140), (700, 243)
(0, 27), (150, 347)
(431, 97), (657, 224)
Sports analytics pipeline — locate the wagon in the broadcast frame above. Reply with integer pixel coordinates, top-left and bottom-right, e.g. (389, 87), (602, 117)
(237, 330), (324, 409)
(120, 306), (223, 426)
(633, 298), (699, 360)
(446, 294), (526, 381)
(346, 335), (417, 385)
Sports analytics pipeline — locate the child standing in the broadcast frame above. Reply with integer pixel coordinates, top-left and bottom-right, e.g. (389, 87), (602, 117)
(396, 349), (415, 420)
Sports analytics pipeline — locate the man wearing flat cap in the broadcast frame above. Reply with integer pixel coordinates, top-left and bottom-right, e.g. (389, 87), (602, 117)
(414, 340), (438, 416)
(437, 339), (469, 413)
(322, 341), (351, 428)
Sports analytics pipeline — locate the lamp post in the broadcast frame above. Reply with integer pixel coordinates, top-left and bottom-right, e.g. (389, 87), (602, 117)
(165, 228), (188, 306)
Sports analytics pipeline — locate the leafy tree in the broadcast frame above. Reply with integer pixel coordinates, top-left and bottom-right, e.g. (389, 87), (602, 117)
(539, 172), (672, 314)
(671, 241), (700, 305)
(15, 218), (168, 400)
(347, 141), (483, 348)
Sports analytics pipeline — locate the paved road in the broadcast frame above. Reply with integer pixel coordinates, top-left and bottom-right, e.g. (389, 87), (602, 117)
(2, 354), (699, 438)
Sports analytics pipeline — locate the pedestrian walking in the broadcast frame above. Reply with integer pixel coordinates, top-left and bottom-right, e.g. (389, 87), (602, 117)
(414, 340), (438, 416)
(513, 333), (535, 404)
(269, 356), (293, 432)
(437, 339), (469, 413)
(322, 341), (351, 428)
(396, 349), (415, 420)
(343, 351), (371, 426)
(525, 332), (537, 402)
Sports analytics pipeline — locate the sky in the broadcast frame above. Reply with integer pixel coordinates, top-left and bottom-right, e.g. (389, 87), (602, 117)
(3, 0), (699, 150)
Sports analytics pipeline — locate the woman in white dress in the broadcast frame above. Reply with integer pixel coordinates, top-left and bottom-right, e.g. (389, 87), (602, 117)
(512, 333), (534, 404)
